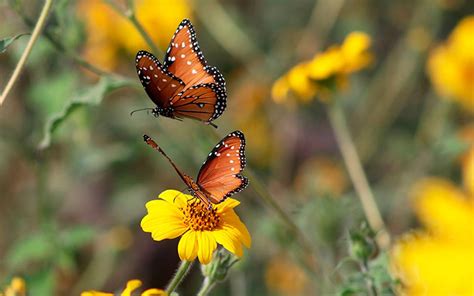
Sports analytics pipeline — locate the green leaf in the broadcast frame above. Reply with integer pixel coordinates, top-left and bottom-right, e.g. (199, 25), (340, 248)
(60, 225), (96, 249)
(7, 233), (53, 269)
(28, 268), (55, 296)
(38, 76), (134, 149)
(0, 33), (30, 53)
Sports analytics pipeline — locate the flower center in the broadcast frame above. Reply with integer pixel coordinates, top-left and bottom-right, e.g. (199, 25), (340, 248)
(182, 201), (221, 231)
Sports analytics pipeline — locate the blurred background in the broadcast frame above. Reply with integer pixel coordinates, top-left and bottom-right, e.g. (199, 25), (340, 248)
(0, 0), (472, 295)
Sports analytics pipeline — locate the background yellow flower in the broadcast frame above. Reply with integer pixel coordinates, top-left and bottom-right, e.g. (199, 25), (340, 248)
(391, 156), (474, 295)
(78, 0), (192, 71)
(427, 15), (474, 113)
(271, 32), (373, 103)
(81, 279), (166, 296)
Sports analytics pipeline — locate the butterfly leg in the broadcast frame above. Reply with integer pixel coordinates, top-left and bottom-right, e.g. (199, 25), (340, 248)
(206, 121), (218, 129)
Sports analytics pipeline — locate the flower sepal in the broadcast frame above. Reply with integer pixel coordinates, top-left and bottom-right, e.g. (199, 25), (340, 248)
(201, 248), (239, 282)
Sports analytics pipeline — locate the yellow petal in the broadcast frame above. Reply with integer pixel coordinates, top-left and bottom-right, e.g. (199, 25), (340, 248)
(307, 48), (343, 79)
(272, 76), (290, 103)
(144, 200), (183, 219)
(197, 232), (217, 264)
(141, 288), (167, 296)
(216, 198), (240, 213)
(213, 228), (243, 257)
(222, 211), (252, 248)
(412, 178), (473, 244)
(143, 220), (188, 241)
(178, 231), (198, 261)
(287, 63), (317, 100)
(462, 147), (474, 197)
(158, 190), (189, 208)
(121, 280), (142, 296)
(81, 292), (112, 296)
(392, 234), (474, 295)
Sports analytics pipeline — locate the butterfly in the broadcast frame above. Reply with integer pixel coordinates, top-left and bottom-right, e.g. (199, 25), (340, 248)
(143, 131), (248, 207)
(135, 19), (227, 128)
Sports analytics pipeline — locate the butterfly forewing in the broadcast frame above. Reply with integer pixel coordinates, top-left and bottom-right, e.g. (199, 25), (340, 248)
(136, 50), (185, 107)
(170, 83), (227, 121)
(164, 19), (226, 88)
(197, 131), (248, 203)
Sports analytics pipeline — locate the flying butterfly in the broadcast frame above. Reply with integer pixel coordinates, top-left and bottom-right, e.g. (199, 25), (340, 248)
(143, 131), (248, 207)
(135, 19), (226, 128)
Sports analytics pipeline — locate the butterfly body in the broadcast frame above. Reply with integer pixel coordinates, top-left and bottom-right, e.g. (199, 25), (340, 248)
(136, 19), (227, 127)
(143, 131), (248, 207)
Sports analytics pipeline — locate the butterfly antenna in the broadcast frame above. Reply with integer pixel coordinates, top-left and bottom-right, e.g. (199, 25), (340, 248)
(208, 122), (218, 129)
(130, 108), (154, 116)
(143, 134), (189, 183)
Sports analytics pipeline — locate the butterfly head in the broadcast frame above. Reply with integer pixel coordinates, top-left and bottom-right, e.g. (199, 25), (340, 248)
(152, 106), (176, 119)
(151, 107), (161, 118)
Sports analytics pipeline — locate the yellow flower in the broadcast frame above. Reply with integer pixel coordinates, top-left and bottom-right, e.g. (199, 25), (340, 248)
(339, 32), (374, 74)
(391, 151), (474, 295)
(272, 32), (373, 103)
(265, 253), (310, 296)
(294, 156), (348, 198)
(78, 0), (192, 71)
(0, 277), (26, 296)
(427, 16), (474, 113)
(141, 190), (251, 265)
(81, 279), (166, 296)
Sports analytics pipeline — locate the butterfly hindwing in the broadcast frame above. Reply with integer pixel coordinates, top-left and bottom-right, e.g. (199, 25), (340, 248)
(170, 83), (227, 122)
(136, 50), (185, 108)
(197, 131), (248, 203)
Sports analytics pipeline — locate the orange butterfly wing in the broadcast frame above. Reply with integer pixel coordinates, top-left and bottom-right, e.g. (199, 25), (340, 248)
(196, 131), (248, 203)
(135, 50), (185, 108)
(164, 19), (226, 88)
(170, 83), (226, 122)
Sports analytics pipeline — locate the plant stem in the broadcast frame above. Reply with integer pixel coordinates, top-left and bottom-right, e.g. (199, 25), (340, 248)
(246, 168), (319, 274)
(196, 277), (216, 296)
(360, 260), (377, 296)
(327, 102), (390, 248)
(107, 0), (162, 56)
(166, 260), (193, 294)
(127, 13), (162, 56)
(0, 0), (54, 106)
(12, 3), (112, 77)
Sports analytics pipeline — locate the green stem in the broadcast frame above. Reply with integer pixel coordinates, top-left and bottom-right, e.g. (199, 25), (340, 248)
(196, 277), (215, 296)
(1, 0), (54, 106)
(107, 0), (162, 56)
(327, 102), (390, 248)
(127, 12), (163, 56)
(360, 260), (377, 296)
(11, 0), (111, 77)
(246, 168), (319, 274)
(194, 0), (260, 64)
(166, 260), (193, 294)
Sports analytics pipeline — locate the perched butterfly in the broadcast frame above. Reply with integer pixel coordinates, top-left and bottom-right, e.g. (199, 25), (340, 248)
(135, 19), (226, 128)
(143, 131), (248, 207)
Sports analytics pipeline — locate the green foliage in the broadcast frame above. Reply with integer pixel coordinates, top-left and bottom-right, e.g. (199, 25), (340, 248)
(337, 224), (399, 296)
(0, 33), (29, 53)
(38, 76), (134, 149)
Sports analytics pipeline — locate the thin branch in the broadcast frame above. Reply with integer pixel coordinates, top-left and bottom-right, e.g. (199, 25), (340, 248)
(194, 0), (261, 64)
(11, 1), (111, 77)
(327, 102), (390, 248)
(106, 0), (162, 56)
(1, 0), (54, 106)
